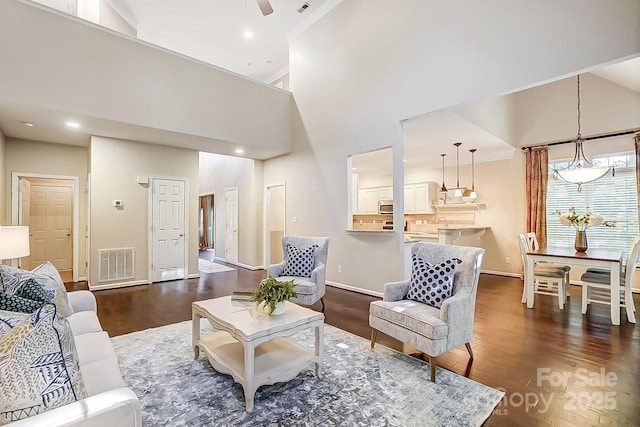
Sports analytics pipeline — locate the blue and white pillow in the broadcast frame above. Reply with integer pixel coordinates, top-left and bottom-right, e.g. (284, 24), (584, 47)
(0, 304), (86, 424)
(282, 244), (318, 278)
(407, 254), (462, 308)
(0, 263), (73, 317)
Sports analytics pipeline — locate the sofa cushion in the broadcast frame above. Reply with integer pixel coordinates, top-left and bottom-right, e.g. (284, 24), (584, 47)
(407, 255), (462, 308)
(0, 291), (46, 314)
(15, 278), (51, 304)
(369, 300), (448, 340)
(276, 276), (316, 295)
(67, 311), (103, 336)
(282, 244), (317, 278)
(74, 331), (119, 366)
(0, 304), (87, 425)
(31, 261), (74, 316)
(80, 357), (126, 396)
(0, 264), (73, 317)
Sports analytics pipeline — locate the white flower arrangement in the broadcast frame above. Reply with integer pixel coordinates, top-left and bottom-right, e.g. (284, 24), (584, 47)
(556, 207), (616, 231)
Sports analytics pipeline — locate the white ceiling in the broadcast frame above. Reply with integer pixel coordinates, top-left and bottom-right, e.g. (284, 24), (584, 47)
(2, 1), (639, 167)
(111, 0), (338, 83)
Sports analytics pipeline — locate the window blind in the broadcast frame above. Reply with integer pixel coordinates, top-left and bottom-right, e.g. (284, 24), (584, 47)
(546, 163), (638, 259)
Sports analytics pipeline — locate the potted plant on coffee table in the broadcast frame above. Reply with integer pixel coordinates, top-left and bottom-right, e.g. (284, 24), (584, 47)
(250, 275), (297, 315)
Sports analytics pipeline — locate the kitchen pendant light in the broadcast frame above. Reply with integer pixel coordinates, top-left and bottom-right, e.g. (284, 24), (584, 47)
(553, 75), (614, 192)
(440, 153), (448, 193)
(463, 148), (478, 202)
(453, 142), (463, 197)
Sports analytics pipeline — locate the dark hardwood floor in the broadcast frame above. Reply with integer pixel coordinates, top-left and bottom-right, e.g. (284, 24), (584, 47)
(67, 255), (640, 426)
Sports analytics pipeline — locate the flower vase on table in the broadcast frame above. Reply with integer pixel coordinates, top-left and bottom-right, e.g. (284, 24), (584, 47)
(557, 206), (616, 253)
(574, 230), (588, 252)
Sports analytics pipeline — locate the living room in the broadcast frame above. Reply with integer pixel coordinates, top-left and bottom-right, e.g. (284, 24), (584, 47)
(1, 0), (639, 425)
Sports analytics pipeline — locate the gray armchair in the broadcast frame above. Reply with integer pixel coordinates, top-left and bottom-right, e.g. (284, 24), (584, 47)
(266, 236), (329, 312)
(369, 242), (485, 381)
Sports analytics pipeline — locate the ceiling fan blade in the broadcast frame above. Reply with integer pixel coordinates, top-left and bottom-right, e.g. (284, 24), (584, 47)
(256, 0), (273, 15)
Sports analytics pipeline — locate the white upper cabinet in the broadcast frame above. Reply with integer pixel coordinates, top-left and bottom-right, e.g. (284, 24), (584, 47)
(404, 182), (437, 214)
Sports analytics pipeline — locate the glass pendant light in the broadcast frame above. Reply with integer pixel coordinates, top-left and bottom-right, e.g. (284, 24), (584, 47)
(553, 75), (614, 192)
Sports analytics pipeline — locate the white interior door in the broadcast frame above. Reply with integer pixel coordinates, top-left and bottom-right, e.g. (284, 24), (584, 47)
(29, 183), (73, 271)
(151, 178), (187, 282)
(265, 184), (285, 265)
(225, 187), (238, 264)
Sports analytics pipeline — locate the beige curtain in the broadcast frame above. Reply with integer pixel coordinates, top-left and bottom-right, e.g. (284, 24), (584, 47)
(525, 146), (549, 248)
(635, 132), (640, 229)
(200, 196), (210, 250)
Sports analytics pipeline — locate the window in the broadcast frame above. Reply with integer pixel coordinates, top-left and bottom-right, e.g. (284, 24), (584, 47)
(546, 152), (638, 258)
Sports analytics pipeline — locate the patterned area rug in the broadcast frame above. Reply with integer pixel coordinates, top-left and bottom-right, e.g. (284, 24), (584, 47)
(198, 258), (235, 273)
(111, 321), (503, 426)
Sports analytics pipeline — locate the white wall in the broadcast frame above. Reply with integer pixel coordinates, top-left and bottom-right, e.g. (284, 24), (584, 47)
(89, 136), (199, 286)
(199, 152), (264, 268)
(264, 0), (640, 295)
(0, 130), (6, 225)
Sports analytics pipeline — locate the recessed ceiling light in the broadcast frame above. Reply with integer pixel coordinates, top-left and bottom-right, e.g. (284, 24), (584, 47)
(235, 148), (245, 154)
(403, 159), (407, 162)
(244, 31), (253, 39)
(66, 121), (80, 128)
(21, 121), (34, 127)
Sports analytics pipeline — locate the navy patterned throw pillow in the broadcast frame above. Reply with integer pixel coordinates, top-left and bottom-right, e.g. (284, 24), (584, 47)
(281, 244), (318, 278)
(0, 292), (46, 313)
(406, 254), (462, 308)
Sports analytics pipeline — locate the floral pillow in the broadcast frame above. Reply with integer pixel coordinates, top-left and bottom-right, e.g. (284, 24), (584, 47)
(0, 263), (73, 317)
(407, 254), (462, 308)
(282, 244), (318, 278)
(0, 304), (86, 424)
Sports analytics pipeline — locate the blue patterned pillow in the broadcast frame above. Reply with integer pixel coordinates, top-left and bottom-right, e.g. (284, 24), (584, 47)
(0, 264), (73, 317)
(282, 244), (318, 278)
(0, 304), (87, 424)
(0, 292), (46, 314)
(407, 254), (462, 308)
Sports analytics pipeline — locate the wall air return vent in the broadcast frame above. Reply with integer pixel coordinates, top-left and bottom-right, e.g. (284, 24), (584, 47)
(99, 248), (135, 282)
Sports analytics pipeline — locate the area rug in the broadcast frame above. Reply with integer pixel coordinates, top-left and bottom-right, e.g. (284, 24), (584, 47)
(198, 258), (235, 273)
(111, 321), (503, 426)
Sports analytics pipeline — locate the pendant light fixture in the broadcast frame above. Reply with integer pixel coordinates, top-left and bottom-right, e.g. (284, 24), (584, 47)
(453, 142), (463, 197)
(553, 75), (614, 192)
(463, 148), (478, 202)
(440, 153), (448, 193)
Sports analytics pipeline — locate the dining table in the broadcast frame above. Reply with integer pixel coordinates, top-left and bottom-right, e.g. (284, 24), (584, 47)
(525, 246), (624, 325)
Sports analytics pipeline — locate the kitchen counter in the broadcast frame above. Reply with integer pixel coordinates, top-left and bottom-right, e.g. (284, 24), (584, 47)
(405, 225), (489, 244)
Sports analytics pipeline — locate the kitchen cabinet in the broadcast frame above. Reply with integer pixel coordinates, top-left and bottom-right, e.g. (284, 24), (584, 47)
(404, 182), (437, 214)
(357, 186), (393, 213)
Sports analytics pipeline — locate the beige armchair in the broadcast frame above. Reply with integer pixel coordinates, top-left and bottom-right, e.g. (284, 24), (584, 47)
(369, 242), (485, 381)
(266, 236), (329, 312)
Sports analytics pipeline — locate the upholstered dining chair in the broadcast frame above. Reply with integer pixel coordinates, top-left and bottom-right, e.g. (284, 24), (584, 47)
(517, 233), (569, 309)
(369, 242), (484, 382)
(266, 236), (329, 312)
(580, 236), (640, 324)
(519, 232), (571, 304)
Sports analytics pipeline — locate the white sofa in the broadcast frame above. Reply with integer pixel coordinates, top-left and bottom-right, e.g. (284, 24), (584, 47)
(11, 291), (141, 427)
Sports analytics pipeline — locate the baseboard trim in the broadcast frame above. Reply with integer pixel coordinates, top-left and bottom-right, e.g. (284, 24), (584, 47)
(326, 281), (383, 298)
(89, 279), (149, 291)
(481, 269), (521, 278)
(187, 273), (200, 279)
(217, 258), (263, 271)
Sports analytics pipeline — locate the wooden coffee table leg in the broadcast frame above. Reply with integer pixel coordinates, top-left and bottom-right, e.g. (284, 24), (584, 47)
(315, 322), (324, 377)
(243, 342), (256, 413)
(192, 310), (201, 359)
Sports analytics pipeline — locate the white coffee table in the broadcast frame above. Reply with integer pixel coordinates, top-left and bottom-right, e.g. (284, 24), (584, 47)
(192, 296), (325, 412)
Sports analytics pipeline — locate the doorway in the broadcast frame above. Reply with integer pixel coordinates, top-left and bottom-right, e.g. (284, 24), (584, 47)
(11, 173), (80, 282)
(265, 183), (286, 266)
(224, 187), (238, 264)
(199, 194), (214, 252)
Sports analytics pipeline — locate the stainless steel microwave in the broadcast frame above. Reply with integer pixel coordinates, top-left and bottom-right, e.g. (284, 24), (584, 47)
(379, 200), (393, 215)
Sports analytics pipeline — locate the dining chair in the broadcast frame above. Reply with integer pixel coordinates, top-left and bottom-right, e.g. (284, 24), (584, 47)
(580, 236), (640, 324)
(518, 233), (568, 309)
(524, 232), (572, 299)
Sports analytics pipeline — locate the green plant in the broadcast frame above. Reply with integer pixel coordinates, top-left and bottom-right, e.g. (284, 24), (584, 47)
(250, 275), (298, 314)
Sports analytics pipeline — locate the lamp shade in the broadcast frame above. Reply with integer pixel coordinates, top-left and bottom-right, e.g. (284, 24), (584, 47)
(0, 226), (30, 260)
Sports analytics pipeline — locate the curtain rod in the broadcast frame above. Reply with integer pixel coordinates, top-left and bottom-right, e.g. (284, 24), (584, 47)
(521, 129), (639, 151)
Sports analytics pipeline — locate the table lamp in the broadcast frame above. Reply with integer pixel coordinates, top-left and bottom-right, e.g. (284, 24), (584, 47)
(0, 226), (30, 261)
